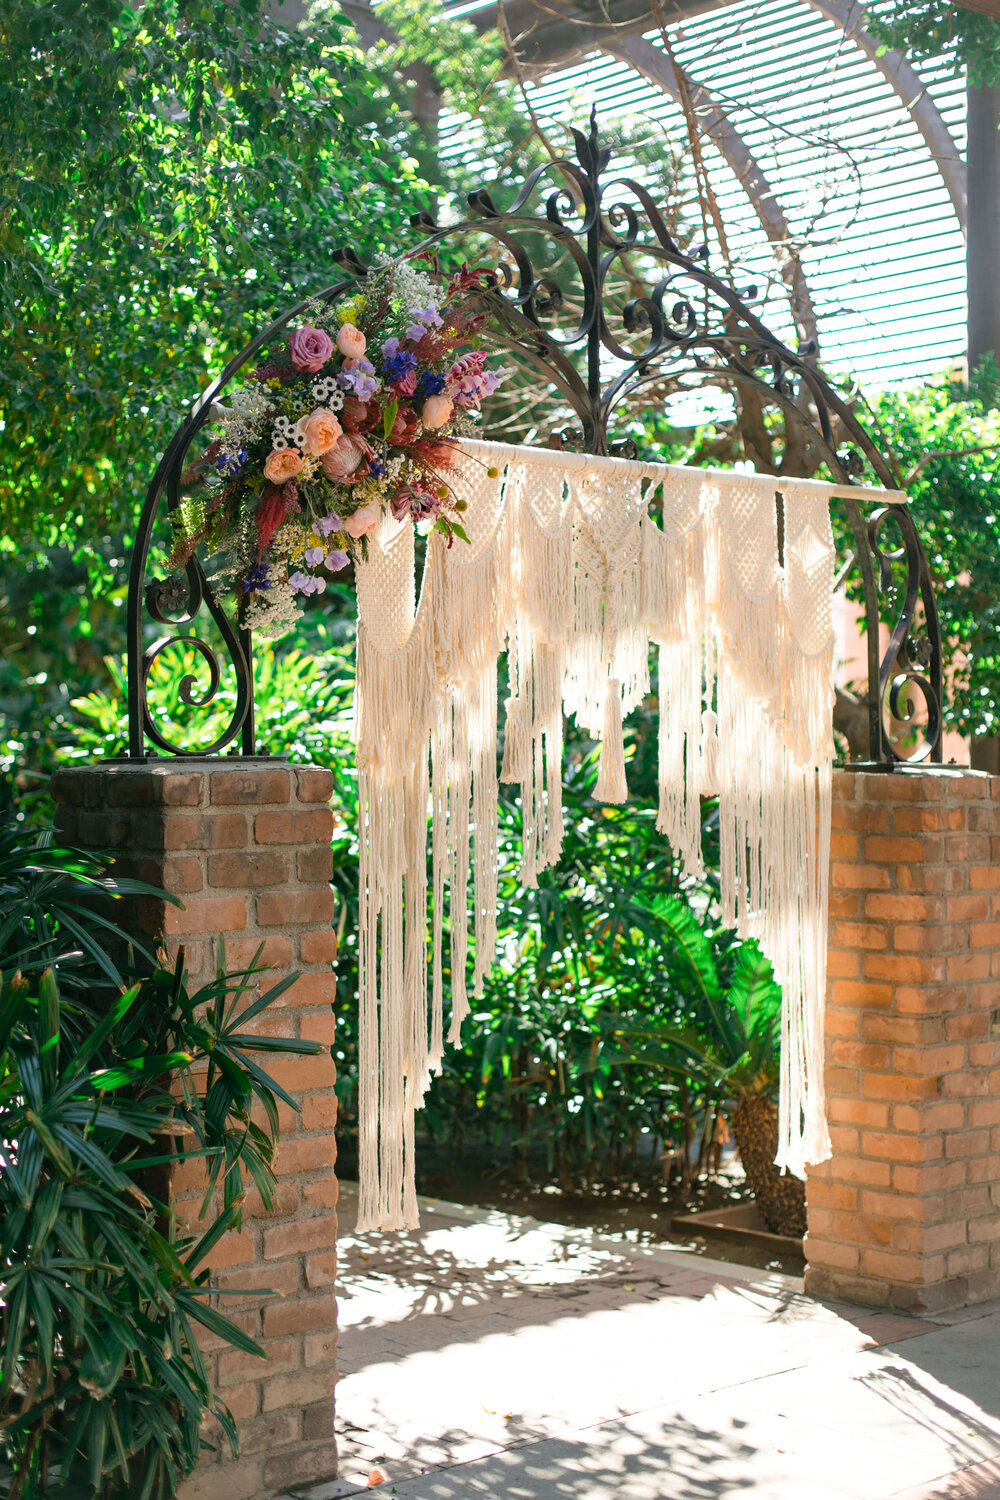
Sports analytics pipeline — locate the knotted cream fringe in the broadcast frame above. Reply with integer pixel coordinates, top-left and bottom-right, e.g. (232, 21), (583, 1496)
(354, 439), (847, 1228)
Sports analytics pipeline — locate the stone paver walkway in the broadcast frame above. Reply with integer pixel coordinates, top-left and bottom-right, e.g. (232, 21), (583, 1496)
(277, 1187), (1000, 1500)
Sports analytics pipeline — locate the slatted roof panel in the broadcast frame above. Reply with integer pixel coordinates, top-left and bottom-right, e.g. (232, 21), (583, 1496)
(437, 0), (967, 392)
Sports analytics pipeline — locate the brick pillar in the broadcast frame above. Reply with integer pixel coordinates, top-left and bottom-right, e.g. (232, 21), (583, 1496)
(52, 760), (340, 1499)
(806, 768), (1000, 1315)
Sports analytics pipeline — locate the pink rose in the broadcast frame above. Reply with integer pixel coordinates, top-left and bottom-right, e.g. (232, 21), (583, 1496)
(337, 324), (367, 359)
(296, 407), (343, 456)
(263, 449), (304, 483)
(343, 503), (380, 538)
(421, 394), (454, 430)
(289, 325), (335, 373)
(320, 433), (374, 482)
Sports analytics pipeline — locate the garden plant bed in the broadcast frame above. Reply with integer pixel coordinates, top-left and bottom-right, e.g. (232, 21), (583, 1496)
(669, 1201), (805, 1258)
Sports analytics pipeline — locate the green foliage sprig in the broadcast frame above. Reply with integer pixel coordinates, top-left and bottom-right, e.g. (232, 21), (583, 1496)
(865, 2), (1000, 86)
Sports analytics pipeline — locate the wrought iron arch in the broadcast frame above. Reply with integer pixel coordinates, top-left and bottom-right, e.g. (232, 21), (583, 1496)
(126, 114), (943, 767)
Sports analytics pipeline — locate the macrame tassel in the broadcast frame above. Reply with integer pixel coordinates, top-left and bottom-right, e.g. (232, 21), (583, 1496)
(700, 708), (720, 796)
(595, 678), (628, 804)
(500, 694), (529, 783)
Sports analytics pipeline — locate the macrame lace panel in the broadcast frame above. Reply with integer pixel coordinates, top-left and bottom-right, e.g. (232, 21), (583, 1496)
(353, 440), (845, 1230)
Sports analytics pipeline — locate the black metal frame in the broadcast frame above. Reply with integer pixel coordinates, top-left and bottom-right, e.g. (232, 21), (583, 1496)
(126, 113), (943, 766)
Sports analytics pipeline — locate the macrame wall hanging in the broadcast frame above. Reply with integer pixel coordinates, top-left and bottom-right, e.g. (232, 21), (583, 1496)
(353, 438), (907, 1233)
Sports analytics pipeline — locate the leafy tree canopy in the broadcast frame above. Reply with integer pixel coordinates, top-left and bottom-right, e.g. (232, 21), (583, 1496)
(865, 2), (1000, 86)
(867, 360), (1000, 739)
(0, 0), (428, 550)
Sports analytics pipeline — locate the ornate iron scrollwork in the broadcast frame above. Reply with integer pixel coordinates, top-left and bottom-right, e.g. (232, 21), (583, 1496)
(126, 110), (943, 766)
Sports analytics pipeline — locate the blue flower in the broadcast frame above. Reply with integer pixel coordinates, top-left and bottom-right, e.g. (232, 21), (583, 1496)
(368, 460), (388, 478)
(241, 564), (270, 593)
(382, 349), (418, 381)
(418, 370), (447, 397)
(217, 448), (249, 477)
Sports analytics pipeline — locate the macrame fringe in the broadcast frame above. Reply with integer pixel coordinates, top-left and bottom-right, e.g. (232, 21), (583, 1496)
(354, 440), (842, 1230)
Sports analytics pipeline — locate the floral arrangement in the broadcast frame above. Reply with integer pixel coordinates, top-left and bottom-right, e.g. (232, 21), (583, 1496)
(171, 260), (504, 636)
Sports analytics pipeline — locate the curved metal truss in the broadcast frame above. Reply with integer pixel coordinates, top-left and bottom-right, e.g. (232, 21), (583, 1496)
(126, 113), (943, 766)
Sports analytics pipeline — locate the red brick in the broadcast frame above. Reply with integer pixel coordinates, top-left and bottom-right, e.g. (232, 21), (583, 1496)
(831, 1040), (889, 1069)
(257, 890), (336, 928)
(261, 1369), (336, 1413)
(255, 810), (333, 846)
(895, 983), (969, 1015)
(892, 1162), (966, 1193)
(303, 1176), (340, 1211)
(304, 1329), (339, 1368)
(263, 1290), (338, 1338)
(945, 1130), (992, 1159)
(274, 1137), (338, 1177)
(861, 1014), (943, 1045)
(279, 973), (339, 1008)
(969, 1099), (1000, 1127)
(208, 851), (290, 889)
(969, 1215), (1000, 1243)
(218, 1338), (295, 1389)
(803, 1237), (860, 1273)
(947, 894), (991, 921)
(832, 921), (887, 952)
(859, 1249), (924, 1282)
(206, 812), (250, 849)
(944, 1013), (989, 1041)
(860, 1190), (942, 1223)
(203, 1229), (256, 1270)
(301, 1095), (339, 1133)
(223, 935), (295, 970)
(159, 856), (205, 894)
(945, 835), (991, 864)
(864, 835), (930, 862)
(829, 1098), (889, 1128)
(296, 768), (334, 804)
(298, 847), (333, 884)
(825, 1008), (860, 1037)
(892, 806), (966, 833)
(970, 921), (1000, 948)
(898, 863), (968, 894)
(267, 1053), (337, 1094)
(831, 862), (890, 891)
(299, 929), (339, 965)
(239, 1410), (302, 1457)
(862, 954), (947, 983)
(891, 1044), (966, 1076)
(264, 1213), (338, 1261)
(947, 953), (990, 981)
(863, 774), (946, 802)
(895, 923), (966, 954)
(825, 1156), (891, 1188)
(163, 894), (247, 937)
(971, 866), (1000, 890)
(305, 1251), (338, 1289)
(892, 1101), (965, 1133)
(862, 1131), (941, 1162)
(861, 1072), (941, 1102)
(300, 1013), (336, 1046)
(806, 1180), (860, 1211)
(215, 1261), (301, 1303)
(831, 981), (893, 1009)
(210, 768), (292, 806)
(830, 832), (859, 860)
(832, 802), (889, 832)
(865, 893), (944, 922)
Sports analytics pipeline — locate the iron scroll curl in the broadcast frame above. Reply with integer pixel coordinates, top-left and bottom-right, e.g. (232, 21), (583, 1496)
(126, 112), (943, 767)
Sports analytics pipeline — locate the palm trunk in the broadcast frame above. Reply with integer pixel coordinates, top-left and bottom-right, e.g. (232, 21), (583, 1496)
(730, 1095), (806, 1237)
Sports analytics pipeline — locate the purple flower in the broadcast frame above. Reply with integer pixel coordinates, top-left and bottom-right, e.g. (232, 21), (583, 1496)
(305, 546), (325, 566)
(316, 512), (342, 537)
(289, 571), (327, 595)
(325, 549), (349, 572)
(408, 306), (443, 329)
(368, 460), (387, 478)
(382, 336), (401, 358)
(337, 364), (379, 401)
(289, 325), (335, 373)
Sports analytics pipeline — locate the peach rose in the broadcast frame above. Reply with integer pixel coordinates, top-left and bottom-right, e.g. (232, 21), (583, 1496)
(337, 324), (367, 359)
(296, 407), (343, 457)
(263, 448), (303, 483)
(421, 394), (454, 429)
(321, 433), (374, 482)
(343, 503), (380, 538)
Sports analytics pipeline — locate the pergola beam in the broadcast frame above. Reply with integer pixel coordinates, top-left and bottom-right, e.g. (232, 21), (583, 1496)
(600, 33), (819, 343)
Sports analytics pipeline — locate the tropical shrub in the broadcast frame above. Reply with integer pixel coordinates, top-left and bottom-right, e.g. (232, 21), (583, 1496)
(0, 948), (322, 1500)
